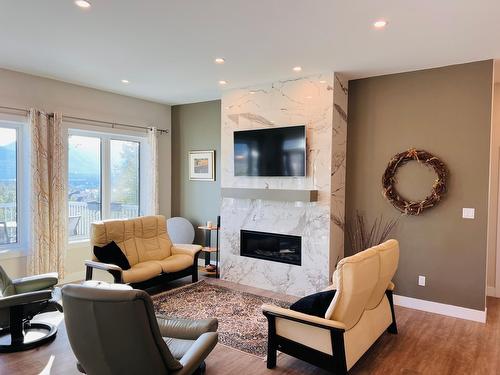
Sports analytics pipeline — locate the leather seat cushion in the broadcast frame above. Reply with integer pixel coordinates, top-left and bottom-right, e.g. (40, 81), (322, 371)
(91, 215), (173, 266)
(122, 261), (162, 283)
(163, 337), (194, 359)
(156, 254), (193, 273)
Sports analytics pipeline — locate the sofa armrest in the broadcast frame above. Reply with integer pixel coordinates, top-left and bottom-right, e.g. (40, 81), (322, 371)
(12, 273), (58, 294)
(0, 290), (53, 309)
(85, 260), (122, 272)
(262, 304), (346, 331)
(171, 244), (202, 258)
(178, 332), (218, 375)
(84, 260), (123, 283)
(156, 316), (218, 340)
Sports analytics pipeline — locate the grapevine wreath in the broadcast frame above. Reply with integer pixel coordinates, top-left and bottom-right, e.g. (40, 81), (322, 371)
(382, 148), (448, 216)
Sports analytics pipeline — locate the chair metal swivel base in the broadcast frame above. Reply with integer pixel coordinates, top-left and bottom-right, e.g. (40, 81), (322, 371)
(0, 322), (58, 353)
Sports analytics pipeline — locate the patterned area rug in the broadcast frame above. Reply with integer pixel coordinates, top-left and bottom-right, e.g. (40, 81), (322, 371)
(151, 281), (290, 358)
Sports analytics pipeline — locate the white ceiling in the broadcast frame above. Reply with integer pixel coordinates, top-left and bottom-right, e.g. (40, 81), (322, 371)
(1, 1), (499, 105)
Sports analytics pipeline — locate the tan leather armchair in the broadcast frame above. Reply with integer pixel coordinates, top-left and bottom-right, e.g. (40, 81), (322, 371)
(85, 215), (202, 289)
(62, 283), (218, 375)
(262, 239), (399, 373)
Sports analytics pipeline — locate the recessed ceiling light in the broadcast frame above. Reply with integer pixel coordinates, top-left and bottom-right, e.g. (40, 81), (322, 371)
(250, 90), (256, 94)
(373, 19), (388, 29)
(305, 95), (313, 99)
(75, 0), (91, 8)
(215, 57), (225, 64)
(121, 79), (129, 84)
(293, 66), (302, 72)
(219, 80), (228, 85)
(319, 80), (326, 84)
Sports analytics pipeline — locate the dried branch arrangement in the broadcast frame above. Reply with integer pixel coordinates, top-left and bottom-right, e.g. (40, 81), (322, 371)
(382, 148), (447, 215)
(334, 211), (399, 255)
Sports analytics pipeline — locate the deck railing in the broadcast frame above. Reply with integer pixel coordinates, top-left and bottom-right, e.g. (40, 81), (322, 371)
(0, 201), (139, 241)
(0, 202), (16, 222)
(68, 201), (139, 238)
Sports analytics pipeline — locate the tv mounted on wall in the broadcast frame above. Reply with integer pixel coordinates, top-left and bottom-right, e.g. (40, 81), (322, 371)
(233, 125), (306, 177)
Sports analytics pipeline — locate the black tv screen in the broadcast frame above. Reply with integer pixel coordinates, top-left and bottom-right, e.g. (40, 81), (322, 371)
(234, 125), (306, 176)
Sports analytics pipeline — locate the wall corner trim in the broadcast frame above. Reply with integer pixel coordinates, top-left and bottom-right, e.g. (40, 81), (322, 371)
(393, 294), (487, 323)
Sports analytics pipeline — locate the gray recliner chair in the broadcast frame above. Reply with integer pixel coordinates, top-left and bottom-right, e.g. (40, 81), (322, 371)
(0, 265), (63, 352)
(62, 283), (218, 375)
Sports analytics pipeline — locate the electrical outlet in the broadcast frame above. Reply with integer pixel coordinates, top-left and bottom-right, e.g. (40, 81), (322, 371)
(418, 275), (426, 287)
(462, 208), (475, 219)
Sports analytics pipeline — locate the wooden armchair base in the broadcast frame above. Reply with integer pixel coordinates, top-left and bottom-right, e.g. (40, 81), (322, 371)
(85, 251), (201, 292)
(263, 290), (398, 374)
(263, 310), (348, 374)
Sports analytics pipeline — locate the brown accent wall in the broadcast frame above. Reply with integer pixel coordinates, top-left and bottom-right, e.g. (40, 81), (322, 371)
(347, 61), (493, 310)
(171, 100), (221, 244)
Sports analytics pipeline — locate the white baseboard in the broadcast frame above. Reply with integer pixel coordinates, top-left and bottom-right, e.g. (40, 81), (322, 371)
(393, 294), (487, 323)
(486, 286), (498, 297)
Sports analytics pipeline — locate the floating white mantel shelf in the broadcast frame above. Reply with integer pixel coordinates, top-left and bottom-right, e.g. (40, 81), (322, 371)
(221, 187), (318, 203)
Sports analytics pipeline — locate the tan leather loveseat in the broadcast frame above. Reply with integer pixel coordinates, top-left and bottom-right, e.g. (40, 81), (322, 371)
(85, 215), (202, 288)
(262, 239), (399, 374)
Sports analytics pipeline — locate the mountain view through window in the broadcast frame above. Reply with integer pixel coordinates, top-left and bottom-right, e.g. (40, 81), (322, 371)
(68, 134), (140, 240)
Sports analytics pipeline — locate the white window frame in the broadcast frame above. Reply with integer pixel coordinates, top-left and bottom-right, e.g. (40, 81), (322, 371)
(0, 115), (28, 257)
(66, 125), (149, 244)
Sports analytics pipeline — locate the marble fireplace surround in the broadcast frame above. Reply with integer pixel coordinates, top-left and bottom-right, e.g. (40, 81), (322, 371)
(219, 73), (348, 296)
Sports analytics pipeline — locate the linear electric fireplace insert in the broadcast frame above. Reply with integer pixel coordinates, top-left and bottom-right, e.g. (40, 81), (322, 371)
(240, 230), (301, 266)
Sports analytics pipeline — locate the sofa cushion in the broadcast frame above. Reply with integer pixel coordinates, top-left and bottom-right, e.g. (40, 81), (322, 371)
(134, 216), (173, 262)
(91, 215), (173, 267)
(93, 241), (131, 270)
(290, 290), (336, 318)
(156, 254), (193, 273)
(122, 261), (163, 284)
(171, 244), (202, 258)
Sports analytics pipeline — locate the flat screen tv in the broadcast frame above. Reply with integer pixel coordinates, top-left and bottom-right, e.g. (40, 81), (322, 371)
(233, 125), (306, 177)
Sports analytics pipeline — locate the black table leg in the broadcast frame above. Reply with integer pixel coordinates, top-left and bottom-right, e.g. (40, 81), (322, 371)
(204, 230), (211, 267)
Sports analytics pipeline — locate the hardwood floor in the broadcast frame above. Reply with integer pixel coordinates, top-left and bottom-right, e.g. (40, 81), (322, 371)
(0, 277), (498, 375)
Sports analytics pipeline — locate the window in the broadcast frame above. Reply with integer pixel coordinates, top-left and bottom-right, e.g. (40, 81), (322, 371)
(68, 130), (144, 241)
(68, 135), (102, 240)
(0, 120), (24, 249)
(110, 140), (140, 219)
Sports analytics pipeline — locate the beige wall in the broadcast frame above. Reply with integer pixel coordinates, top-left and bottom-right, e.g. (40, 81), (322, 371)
(347, 61), (493, 310)
(488, 82), (500, 291)
(0, 68), (171, 281)
(171, 100), (221, 244)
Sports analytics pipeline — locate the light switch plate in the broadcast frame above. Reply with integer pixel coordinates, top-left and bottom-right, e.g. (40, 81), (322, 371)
(418, 275), (426, 287)
(462, 208), (475, 219)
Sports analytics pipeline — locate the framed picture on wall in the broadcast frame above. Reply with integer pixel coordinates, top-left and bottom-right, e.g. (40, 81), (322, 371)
(189, 150), (215, 181)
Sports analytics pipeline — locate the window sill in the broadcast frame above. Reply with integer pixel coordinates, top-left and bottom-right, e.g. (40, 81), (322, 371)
(68, 239), (91, 250)
(0, 248), (27, 260)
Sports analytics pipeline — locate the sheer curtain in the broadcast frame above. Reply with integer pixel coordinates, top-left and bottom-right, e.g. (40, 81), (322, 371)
(28, 109), (68, 277)
(147, 127), (159, 215)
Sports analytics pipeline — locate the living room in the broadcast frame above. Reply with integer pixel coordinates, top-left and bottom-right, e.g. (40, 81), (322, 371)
(0, 1), (499, 374)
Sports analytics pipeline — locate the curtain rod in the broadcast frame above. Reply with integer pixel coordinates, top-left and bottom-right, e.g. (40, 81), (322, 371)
(0, 105), (169, 134)
(62, 115), (169, 134)
(0, 105), (29, 114)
